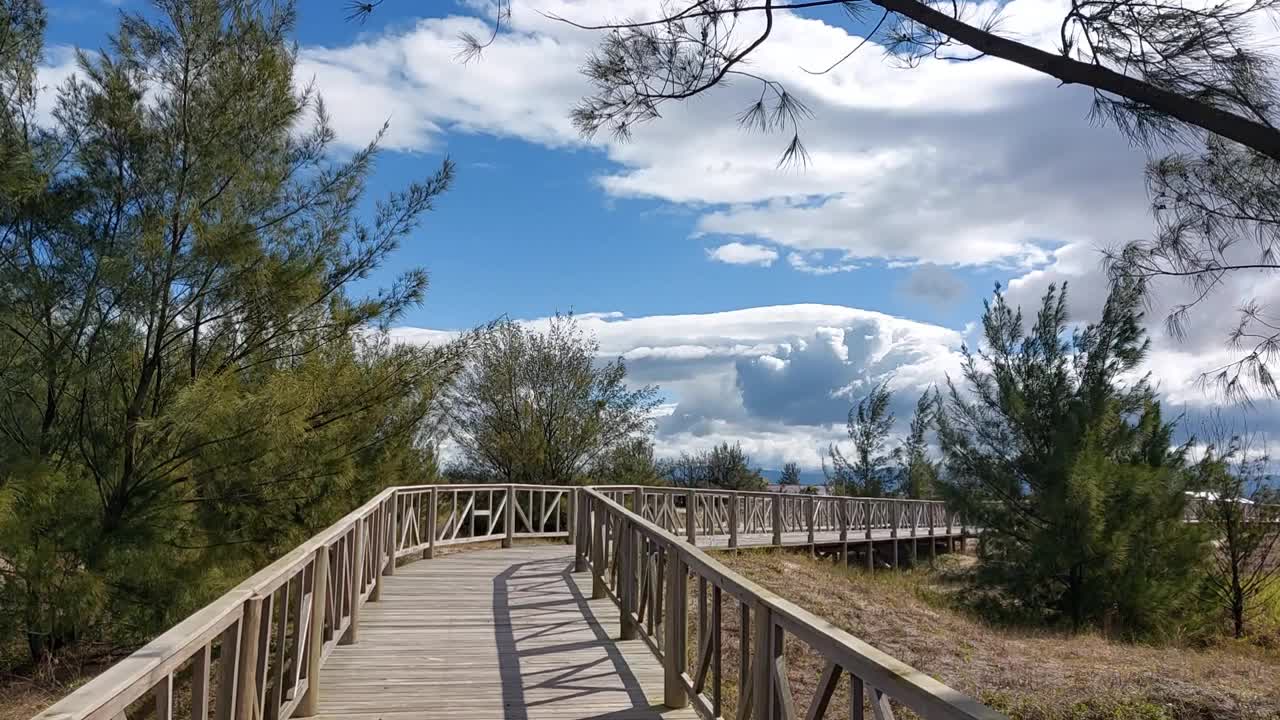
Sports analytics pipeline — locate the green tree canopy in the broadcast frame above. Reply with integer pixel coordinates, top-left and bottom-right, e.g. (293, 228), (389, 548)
(936, 282), (1205, 634)
(661, 441), (767, 491)
(779, 461), (802, 486)
(450, 314), (661, 485)
(0, 0), (462, 661)
(826, 379), (895, 497)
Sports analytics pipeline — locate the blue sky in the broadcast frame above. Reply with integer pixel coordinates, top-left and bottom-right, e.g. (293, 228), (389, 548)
(38, 0), (1280, 469)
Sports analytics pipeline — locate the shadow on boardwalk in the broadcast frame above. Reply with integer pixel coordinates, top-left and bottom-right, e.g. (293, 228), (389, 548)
(493, 555), (674, 719)
(313, 545), (694, 720)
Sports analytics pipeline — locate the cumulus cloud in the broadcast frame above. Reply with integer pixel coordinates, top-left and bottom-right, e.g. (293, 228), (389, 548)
(289, 0), (1152, 270)
(706, 242), (779, 267)
(393, 304), (966, 469)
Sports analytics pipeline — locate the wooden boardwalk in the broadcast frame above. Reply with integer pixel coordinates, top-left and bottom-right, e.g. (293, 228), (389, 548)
(314, 544), (700, 720)
(34, 485), (995, 720)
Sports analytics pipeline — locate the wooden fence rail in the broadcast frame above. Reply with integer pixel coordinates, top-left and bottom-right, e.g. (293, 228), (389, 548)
(33, 483), (986, 720)
(579, 487), (1002, 720)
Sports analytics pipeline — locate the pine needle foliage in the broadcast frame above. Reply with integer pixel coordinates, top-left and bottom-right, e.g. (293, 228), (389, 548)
(936, 282), (1206, 635)
(0, 0), (463, 663)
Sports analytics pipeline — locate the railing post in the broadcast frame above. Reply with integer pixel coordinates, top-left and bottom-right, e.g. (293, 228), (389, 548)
(369, 504), (384, 602)
(297, 546), (328, 717)
(684, 488), (696, 545)
(384, 494), (397, 577)
(619, 519), (637, 640)
(771, 493), (782, 547)
(910, 502), (918, 566)
(663, 550), (689, 709)
(565, 486), (576, 546)
(503, 485), (515, 549)
(213, 623), (238, 720)
(575, 489), (589, 572)
(592, 501), (607, 600)
(728, 491), (739, 549)
(806, 495), (816, 554)
(752, 602), (773, 720)
(341, 519), (363, 645)
(234, 596), (264, 720)
(839, 498), (850, 566)
(890, 502), (900, 569)
(865, 500), (874, 571)
(424, 487), (437, 560)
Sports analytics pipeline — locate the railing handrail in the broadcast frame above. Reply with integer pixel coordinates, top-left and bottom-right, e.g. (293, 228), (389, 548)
(581, 487), (1003, 720)
(591, 483), (951, 503)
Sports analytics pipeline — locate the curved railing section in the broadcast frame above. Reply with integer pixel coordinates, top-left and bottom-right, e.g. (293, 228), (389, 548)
(577, 487), (1003, 720)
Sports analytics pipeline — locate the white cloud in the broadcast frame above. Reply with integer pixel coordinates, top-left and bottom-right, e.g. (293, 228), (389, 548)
(393, 303), (966, 469)
(786, 251), (859, 275)
(706, 242), (779, 267)
(288, 0), (1154, 270)
(1003, 241), (1280, 433)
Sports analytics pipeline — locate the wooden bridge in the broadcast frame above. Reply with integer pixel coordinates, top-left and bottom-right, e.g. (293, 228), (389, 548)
(34, 485), (1002, 720)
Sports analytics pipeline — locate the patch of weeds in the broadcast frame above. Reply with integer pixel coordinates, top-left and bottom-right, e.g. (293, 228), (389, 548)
(979, 690), (1173, 720)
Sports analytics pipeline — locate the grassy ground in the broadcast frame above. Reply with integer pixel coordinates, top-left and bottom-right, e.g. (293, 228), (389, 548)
(717, 549), (1280, 720)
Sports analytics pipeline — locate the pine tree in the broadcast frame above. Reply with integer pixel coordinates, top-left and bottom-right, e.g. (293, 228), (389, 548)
(936, 282), (1205, 634)
(896, 389), (939, 499)
(827, 379), (895, 497)
(779, 462), (802, 487)
(451, 314), (660, 485)
(0, 0), (462, 660)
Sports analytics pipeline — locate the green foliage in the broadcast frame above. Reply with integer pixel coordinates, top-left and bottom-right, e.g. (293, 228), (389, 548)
(896, 388), (940, 499)
(936, 282), (1206, 635)
(451, 314), (661, 485)
(660, 441), (767, 491)
(1189, 438), (1280, 639)
(0, 0), (462, 663)
(587, 437), (667, 486)
(826, 379), (895, 497)
(779, 461), (801, 486)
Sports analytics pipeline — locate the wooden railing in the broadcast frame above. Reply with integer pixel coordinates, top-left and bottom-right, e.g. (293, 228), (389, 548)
(1183, 495), (1280, 525)
(33, 482), (978, 720)
(578, 487), (1003, 720)
(602, 485), (963, 551)
(33, 484), (571, 720)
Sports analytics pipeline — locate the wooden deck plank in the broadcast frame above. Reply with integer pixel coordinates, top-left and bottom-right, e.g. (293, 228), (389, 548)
(313, 545), (699, 720)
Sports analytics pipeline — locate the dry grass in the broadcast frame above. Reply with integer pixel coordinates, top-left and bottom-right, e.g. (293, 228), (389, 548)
(717, 549), (1280, 720)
